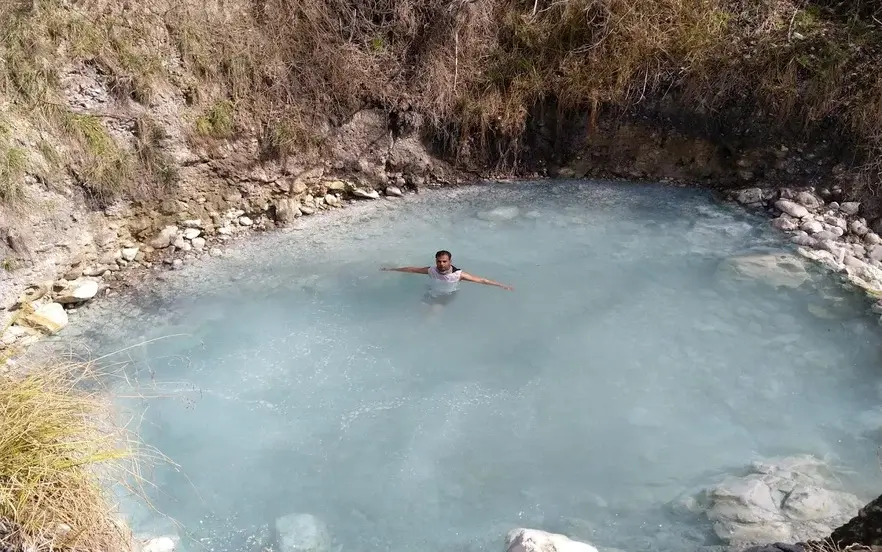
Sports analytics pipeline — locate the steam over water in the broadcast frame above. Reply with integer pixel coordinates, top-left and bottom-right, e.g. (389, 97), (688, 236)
(64, 181), (882, 552)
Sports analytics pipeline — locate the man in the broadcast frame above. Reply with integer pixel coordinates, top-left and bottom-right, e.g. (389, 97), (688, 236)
(381, 250), (513, 307)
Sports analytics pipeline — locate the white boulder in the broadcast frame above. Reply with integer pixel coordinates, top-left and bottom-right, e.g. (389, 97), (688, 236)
(505, 528), (598, 552)
(55, 279), (99, 304)
(774, 199), (809, 219)
(19, 302), (68, 334)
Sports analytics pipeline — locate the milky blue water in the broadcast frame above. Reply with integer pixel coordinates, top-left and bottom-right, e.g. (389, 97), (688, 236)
(59, 180), (882, 552)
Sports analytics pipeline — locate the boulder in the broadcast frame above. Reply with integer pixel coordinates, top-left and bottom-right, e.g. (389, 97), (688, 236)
(677, 455), (864, 550)
(800, 220), (823, 234)
(150, 226), (179, 249)
(775, 200), (810, 219)
(839, 202), (861, 216)
(121, 247), (140, 261)
(182, 228), (201, 240)
(795, 191), (823, 211)
(55, 279), (99, 304)
(505, 528), (598, 552)
(19, 302), (68, 334)
(352, 188), (380, 200)
(849, 220), (869, 236)
(736, 188), (765, 205)
(715, 253), (809, 289)
(273, 513), (331, 552)
(772, 217), (798, 231)
(274, 199), (302, 223)
(191, 237), (206, 251)
(385, 186), (403, 197)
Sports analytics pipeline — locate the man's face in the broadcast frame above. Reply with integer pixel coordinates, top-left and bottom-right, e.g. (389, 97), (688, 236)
(435, 254), (451, 272)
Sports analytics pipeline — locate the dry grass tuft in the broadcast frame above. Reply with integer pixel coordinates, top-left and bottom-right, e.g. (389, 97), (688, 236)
(0, 356), (166, 552)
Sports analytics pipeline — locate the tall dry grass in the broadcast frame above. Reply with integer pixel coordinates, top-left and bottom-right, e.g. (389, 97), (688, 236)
(0, 356), (167, 552)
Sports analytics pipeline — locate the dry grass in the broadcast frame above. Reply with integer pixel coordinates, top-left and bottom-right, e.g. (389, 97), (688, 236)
(0, 356), (166, 552)
(3, 0), (882, 197)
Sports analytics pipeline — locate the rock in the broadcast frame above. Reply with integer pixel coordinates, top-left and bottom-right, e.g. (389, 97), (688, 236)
(772, 217), (799, 231)
(814, 230), (839, 241)
(300, 206), (315, 215)
(274, 513), (331, 552)
(741, 544), (804, 552)
(352, 188), (380, 200)
(182, 228), (201, 240)
(55, 279), (99, 304)
(172, 235), (188, 250)
(828, 493), (882, 548)
(839, 202), (861, 216)
(121, 247), (139, 261)
(325, 179), (349, 192)
(140, 537), (176, 552)
(682, 455), (863, 549)
(324, 194), (339, 207)
(774, 199), (810, 219)
(290, 180), (308, 195)
(791, 233), (818, 247)
(275, 199), (302, 223)
(218, 226), (234, 235)
(824, 215), (847, 230)
(385, 186), (403, 197)
(850, 220), (869, 236)
(800, 220), (823, 234)
(19, 303), (68, 334)
(736, 188), (764, 205)
(795, 191), (823, 210)
(238, 216), (253, 226)
(191, 237), (206, 251)
(63, 267), (83, 280)
(181, 219), (202, 228)
(150, 226), (179, 249)
(868, 245), (882, 262)
(716, 253), (809, 289)
(172, 259), (183, 269)
(504, 528), (598, 552)
(866, 233), (882, 246)
(477, 206), (521, 222)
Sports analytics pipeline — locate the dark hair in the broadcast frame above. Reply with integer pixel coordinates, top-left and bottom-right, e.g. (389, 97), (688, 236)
(435, 250), (452, 259)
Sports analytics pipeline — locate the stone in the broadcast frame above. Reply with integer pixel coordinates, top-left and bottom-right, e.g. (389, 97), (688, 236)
(173, 235), (188, 250)
(274, 513), (331, 552)
(385, 186), (403, 197)
(736, 188), (764, 205)
(352, 188), (380, 200)
(325, 179), (349, 192)
(150, 226), (179, 249)
(275, 199), (302, 223)
(741, 544), (804, 552)
(290, 180), (308, 195)
(772, 217), (799, 231)
(868, 245), (882, 262)
(839, 201), (861, 216)
(55, 279), (99, 304)
(504, 528), (598, 552)
(19, 303), (68, 334)
(191, 237), (206, 251)
(791, 233), (818, 247)
(683, 455), (863, 549)
(800, 220), (823, 234)
(172, 259), (183, 269)
(865, 233), (882, 246)
(795, 191), (823, 210)
(182, 228), (201, 240)
(850, 220), (869, 236)
(181, 219), (202, 228)
(140, 537), (176, 552)
(121, 247), (139, 261)
(239, 216), (253, 226)
(774, 199), (810, 219)
(814, 230), (839, 241)
(218, 226), (234, 235)
(716, 253), (809, 289)
(824, 215), (847, 229)
(324, 194), (339, 207)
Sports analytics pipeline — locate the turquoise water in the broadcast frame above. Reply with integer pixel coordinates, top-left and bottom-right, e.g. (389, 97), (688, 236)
(60, 180), (882, 552)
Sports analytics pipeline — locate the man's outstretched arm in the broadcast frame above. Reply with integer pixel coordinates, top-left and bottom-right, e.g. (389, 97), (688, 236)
(380, 266), (430, 274)
(460, 271), (514, 291)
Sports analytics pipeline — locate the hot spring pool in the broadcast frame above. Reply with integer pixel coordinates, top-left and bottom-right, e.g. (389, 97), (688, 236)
(60, 180), (882, 552)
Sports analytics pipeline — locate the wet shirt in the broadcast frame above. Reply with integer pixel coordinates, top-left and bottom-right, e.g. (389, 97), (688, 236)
(427, 266), (462, 297)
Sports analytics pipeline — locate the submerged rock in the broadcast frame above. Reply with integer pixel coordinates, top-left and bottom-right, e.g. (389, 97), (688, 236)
(478, 206), (521, 221)
(274, 513), (331, 552)
(715, 253), (809, 289)
(676, 455), (863, 550)
(505, 528), (598, 552)
(139, 536), (176, 552)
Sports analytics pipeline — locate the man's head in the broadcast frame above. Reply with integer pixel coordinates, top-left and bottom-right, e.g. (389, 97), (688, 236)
(435, 250), (452, 272)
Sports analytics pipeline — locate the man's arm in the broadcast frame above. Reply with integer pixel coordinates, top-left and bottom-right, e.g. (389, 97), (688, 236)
(380, 266), (430, 274)
(460, 271), (514, 290)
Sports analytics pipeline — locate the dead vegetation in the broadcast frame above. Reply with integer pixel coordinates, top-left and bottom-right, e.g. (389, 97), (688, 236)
(1, 0), (882, 196)
(0, 356), (165, 552)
